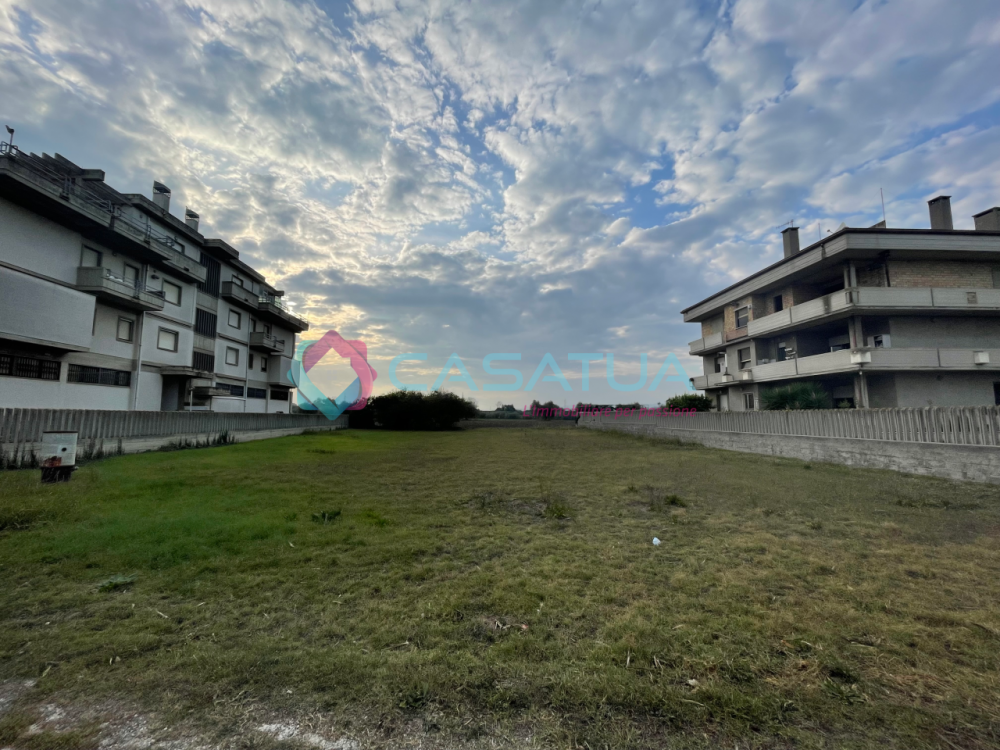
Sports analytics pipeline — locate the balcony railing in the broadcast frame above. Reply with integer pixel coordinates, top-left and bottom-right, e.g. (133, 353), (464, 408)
(696, 347), (1000, 389)
(1, 146), (205, 284)
(689, 331), (724, 355)
(220, 281), (261, 310)
(748, 287), (1000, 338)
(257, 296), (308, 332)
(75, 266), (165, 311)
(249, 332), (285, 354)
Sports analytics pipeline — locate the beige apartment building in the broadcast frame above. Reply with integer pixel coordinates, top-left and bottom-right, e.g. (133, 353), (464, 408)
(0, 143), (308, 411)
(683, 196), (1000, 410)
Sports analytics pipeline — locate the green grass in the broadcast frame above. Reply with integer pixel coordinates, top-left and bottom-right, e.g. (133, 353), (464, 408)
(1, 428), (1000, 748)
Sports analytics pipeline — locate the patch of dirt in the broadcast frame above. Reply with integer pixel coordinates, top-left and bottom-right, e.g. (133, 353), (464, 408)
(0, 681), (533, 750)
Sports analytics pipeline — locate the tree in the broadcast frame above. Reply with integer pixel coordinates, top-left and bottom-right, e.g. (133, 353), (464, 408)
(662, 394), (714, 412)
(350, 390), (479, 430)
(759, 382), (832, 410)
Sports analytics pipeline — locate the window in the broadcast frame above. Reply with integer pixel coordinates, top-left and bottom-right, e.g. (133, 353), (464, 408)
(193, 351), (215, 372)
(738, 347), (751, 370)
(993, 268), (1000, 290)
(247, 387), (267, 399)
(248, 354), (254, 370)
(195, 308), (217, 337)
(163, 280), (182, 305)
(773, 295), (784, 312)
(67, 364), (131, 387)
(198, 252), (221, 297)
(228, 309), (241, 329)
(735, 306), (749, 328)
(157, 328), (179, 352)
(777, 344), (787, 362)
(123, 264), (139, 288)
(225, 347), (239, 366)
(264, 323), (272, 336)
(714, 354), (725, 374)
(232, 274), (244, 287)
(261, 356), (268, 372)
(270, 389), (289, 401)
(116, 317), (134, 342)
(81, 247), (102, 267)
(0, 354), (60, 381)
(216, 382), (245, 397)
(743, 392), (756, 410)
(871, 334), (891, 349)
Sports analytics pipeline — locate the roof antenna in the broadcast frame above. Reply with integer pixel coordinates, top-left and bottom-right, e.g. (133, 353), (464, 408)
(880, 188), (887, 226)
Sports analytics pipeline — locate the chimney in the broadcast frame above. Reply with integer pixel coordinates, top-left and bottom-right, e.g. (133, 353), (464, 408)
(928, 195), (953, 230)
(782, 226), (800, 258)
(973, 207), (1000, 232)
(152, 181), (171, 212)
(184, 208), (200, 232)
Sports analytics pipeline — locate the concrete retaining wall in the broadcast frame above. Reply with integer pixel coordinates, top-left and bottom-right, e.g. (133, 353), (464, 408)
(580, 418), (1000, 484)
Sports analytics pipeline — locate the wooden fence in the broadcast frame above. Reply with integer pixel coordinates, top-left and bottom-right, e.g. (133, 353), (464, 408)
(578, 406), (1000, 446)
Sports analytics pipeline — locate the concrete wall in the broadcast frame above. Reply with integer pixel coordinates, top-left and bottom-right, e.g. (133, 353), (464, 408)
(893, 371), (998, 408)
(580, 419), (1000, 484)
(0, 408), (348, 460)
(0, 371), (130, 410)
(0, 197), (83, 284)
(0, 265), (95, 350)
(889, 316), (1000, 349)
(141, 315), (193, 367)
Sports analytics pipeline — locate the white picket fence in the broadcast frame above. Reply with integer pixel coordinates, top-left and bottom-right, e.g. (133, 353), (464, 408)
(578, 406), (1000, 446)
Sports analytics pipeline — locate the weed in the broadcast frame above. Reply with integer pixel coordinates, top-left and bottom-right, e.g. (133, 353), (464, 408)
(311, 510), (342, 524)
(542, 499), (570, 519)
(96, 574), (136, 592)
(645, 485), (687, 510)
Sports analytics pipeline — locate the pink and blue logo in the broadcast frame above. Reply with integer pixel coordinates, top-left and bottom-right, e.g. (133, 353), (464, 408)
(289, 330), (378, 420)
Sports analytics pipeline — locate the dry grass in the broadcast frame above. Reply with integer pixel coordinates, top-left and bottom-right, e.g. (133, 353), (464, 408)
(0, 428), (999, 748)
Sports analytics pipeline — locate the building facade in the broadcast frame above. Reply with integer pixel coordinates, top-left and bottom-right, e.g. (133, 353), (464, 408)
(684, 196), (1000, 410)
(0, 144), (308, 412)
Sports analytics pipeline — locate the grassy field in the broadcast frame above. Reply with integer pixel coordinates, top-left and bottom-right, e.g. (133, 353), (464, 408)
(1, 427), (999, 749)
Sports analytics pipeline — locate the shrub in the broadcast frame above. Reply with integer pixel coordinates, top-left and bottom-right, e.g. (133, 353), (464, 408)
(663, 393), (714, 412)
(352, 390), (478, 430)
(760, 382), (832, 410)
(530, 400), (561, 420)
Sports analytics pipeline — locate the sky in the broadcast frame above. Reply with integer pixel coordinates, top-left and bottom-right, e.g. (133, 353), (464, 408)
(3, 0), (1000, 408)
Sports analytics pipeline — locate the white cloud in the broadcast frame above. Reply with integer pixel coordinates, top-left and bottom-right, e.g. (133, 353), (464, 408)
(3, 0), (1000, 404)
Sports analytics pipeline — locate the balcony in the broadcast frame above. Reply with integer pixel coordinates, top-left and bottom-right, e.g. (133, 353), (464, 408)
(221, 281), (261, 311)
(249, 331), (285, 354)
(0, 148), (206, 285)
(75, 266), (165, 312)
(689, 331), (724, 355)
(267, 355), (294, 387)
(257, 296), (309, 333)
(747, 287), (1000, 339)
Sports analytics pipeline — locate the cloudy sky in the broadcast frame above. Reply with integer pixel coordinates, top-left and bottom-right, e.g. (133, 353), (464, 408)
(3, 0), (1000, 407)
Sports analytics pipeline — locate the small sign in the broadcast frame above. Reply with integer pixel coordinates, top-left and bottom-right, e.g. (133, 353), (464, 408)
(41, 431), (78, 468)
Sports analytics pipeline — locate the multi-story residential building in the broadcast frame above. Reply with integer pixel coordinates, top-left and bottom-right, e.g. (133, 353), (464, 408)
(0, 143), (308, 412)
(684, 196), (1000, 410)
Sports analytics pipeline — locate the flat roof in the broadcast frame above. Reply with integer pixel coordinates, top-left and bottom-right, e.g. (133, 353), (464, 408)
(681, 227), (1000, 320)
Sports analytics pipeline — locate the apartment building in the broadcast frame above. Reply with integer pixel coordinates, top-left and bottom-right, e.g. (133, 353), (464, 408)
(684, 196), (1000, 410)
(0, 142), (308, 412)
